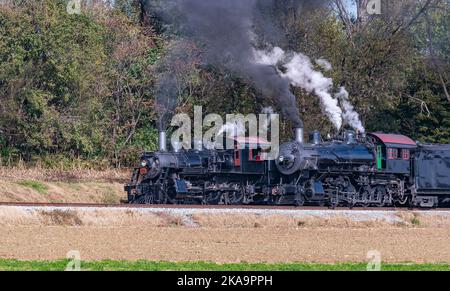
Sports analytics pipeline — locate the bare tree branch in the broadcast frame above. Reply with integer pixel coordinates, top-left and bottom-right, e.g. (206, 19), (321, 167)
(423, 2), (450, 104)
(333, 0), (354, 35)
(406, 94), (431, 117)
(391, 0), (435, 35)
(356, 0), (370, 24)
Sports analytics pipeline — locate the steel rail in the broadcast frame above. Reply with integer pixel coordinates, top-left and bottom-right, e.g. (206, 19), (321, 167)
(0, 202), (448, 212)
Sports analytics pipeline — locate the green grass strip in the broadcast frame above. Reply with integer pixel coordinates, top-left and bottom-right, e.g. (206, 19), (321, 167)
(0, 259), (449, 271)
(16, 180), (49, 194)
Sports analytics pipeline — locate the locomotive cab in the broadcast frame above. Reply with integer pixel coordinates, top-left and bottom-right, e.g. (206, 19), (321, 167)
(227, 136), (271, 174)
(368, 133), (417, 174)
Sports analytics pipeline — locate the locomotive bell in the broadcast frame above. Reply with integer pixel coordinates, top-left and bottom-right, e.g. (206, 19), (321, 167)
(345, 131), (357, 144)
(310, 130), (322, 145)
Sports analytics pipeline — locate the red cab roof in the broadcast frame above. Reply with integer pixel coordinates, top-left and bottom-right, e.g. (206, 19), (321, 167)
(369, 133), (416, 146)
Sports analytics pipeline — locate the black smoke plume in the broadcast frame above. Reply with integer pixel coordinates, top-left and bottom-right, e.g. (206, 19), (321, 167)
(154, 41), (200, 130)
(155, 73), (178, 131)
(149, 0), (330, 129)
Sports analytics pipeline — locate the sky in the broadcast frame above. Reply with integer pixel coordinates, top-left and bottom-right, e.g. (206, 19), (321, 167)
(344, 0), (358, 16)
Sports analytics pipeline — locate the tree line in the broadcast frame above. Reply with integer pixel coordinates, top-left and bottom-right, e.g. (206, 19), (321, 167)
(0, 0), (448, 168)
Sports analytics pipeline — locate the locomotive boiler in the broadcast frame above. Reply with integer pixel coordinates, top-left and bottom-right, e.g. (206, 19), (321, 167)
(125, 127), (450, 208)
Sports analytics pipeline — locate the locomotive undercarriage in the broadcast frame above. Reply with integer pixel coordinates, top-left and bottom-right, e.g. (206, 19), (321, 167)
(268, 172), (409, 208)
(127, 169), (413, 207)
(129, 181), (257, 205)
(317, 174), (408, 208)
(127, 169), (263, 205)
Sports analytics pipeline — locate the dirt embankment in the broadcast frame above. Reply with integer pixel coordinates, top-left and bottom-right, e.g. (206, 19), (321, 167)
(0, 206), (450, 264)
(0, 181), (126, 204)
(0, 167), (128, 204)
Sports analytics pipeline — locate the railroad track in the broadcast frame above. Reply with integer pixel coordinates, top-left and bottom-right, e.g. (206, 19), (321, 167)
(0, 202), (448, 212)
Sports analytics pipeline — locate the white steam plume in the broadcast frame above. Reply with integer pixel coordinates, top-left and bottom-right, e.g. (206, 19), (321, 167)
(255, 47), (342, 130)
(335, 87), (365, 133)
(254, 47), (365, 133)
(217, 122), (246, 138)
(316, 59), (332, 71)
(282, 54), (343, 130)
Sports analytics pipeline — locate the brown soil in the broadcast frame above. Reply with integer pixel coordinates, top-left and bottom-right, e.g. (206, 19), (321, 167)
(0, 207), (450, 263)
(0, 226), (449, 263)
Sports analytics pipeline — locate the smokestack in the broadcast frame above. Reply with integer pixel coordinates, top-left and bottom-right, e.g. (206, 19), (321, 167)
(295, 128), (304, 144)
(159, 131), (167, 152)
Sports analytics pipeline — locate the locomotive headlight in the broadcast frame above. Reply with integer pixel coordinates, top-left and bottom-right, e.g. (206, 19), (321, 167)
(140, 160), (148, 168)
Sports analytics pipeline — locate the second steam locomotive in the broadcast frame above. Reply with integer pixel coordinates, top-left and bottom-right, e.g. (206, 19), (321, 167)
(125, 128), (450, 208)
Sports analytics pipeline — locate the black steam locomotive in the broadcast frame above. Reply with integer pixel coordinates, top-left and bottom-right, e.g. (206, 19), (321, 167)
(125, 128), (450, 208)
